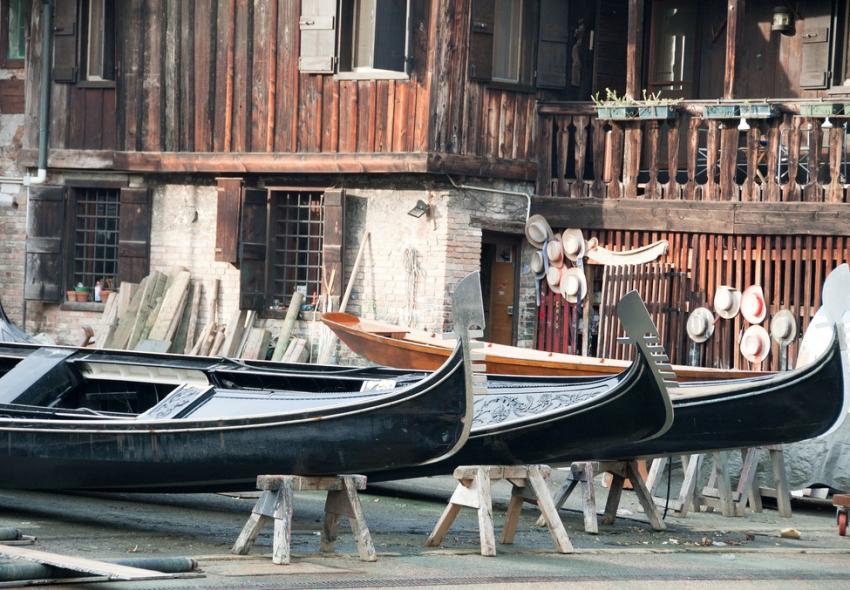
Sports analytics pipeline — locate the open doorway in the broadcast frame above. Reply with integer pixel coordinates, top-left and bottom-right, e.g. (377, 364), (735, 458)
(480, 232), (521, 345)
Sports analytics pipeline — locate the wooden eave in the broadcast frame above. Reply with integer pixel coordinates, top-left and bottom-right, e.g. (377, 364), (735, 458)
(20, 149), (536, 181)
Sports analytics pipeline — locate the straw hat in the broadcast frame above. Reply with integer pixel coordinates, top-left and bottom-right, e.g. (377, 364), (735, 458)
(525, 215), (554, 249)
(741, 285), (767, 324)
(713, 286), (742, 319)
(546, 237), (565, 268)
(769, 309), (797, 345)
(560, 268), (587, 304)
(686, 307), (715, 343)
(561, 228), (586, 262)
(545, 266), (563, 292)
(530, 250), (545, 277)
(741, 325), (771, 363)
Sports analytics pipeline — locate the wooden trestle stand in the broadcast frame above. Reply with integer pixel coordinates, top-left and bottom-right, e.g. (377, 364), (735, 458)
(232, 475), (377, 565)
(425, 465), (574, 556)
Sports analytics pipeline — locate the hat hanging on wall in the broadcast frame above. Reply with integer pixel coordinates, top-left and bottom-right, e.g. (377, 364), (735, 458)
(769, 309), (797, 345)
(546, 236), (565, 269)
(686, 307), (715, 343)
(741, 285), (767, 324)
(562, 228), (586, 262)
(525, 215), (554, 249)
(546, 266), (563, 292)
(531, 250), (545, 278)
(560, 267), (587, 304)
(713, 286), (742, 319)
(741, 325), (771, 363)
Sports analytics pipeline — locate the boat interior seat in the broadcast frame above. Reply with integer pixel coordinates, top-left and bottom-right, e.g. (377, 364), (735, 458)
(0, 347), (80, 407)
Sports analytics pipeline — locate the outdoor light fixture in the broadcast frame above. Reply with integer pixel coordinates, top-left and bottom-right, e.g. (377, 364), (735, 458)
(771, 6), (794, 34)
(407, 199), (431, 218)
(822, 116), (834, 130)
(737, 117), (750, 131)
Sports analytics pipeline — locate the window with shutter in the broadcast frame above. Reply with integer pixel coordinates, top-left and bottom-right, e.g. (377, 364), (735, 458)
(800, 4), (834, 90)
(117, 187), (152, 285)
(536, 0), (570, 89)
(70, 187), (121, 291)
(468, 0), (537, 87)
(52, 0), (79, 83)
(25, 186), (66, 302)
(215, 178), (243, 265)
(468, 0), (495, 81)
(321, 190), (344, 300)
(238, 188), (269, 311)
(336, 0), (411, 75)
(1, 0), (27, 69)
(299, 0), (338, 73)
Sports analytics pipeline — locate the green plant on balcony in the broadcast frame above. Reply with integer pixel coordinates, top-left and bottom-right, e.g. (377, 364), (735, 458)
(592, 89), (678, 120)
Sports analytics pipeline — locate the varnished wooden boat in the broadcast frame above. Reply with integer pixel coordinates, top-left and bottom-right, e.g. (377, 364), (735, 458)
(0, 274), (486, 493)
(321, 312), (767, 381)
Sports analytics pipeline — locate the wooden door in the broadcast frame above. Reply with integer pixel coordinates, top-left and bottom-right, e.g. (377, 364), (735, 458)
(481, 233), (518, 345)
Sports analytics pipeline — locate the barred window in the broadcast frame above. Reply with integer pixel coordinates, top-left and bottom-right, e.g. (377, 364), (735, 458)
(71, 187), (120, 290)
(267, 191), (324, 309)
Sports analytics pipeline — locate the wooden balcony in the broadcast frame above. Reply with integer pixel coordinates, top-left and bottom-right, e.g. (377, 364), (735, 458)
(536, 100), (850, 205)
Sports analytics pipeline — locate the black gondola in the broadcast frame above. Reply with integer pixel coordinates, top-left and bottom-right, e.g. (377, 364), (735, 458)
(0, 273), (489, 493)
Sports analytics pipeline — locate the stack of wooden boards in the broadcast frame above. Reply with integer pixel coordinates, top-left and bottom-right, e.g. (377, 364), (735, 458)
(92, 269), (308, 361)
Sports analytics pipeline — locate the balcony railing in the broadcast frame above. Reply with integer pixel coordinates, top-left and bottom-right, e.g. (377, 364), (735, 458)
(536, 100), (850, 203)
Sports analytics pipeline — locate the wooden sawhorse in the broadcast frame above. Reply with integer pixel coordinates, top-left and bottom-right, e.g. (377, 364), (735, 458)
(231, 475), (377, 565)
(425, 465), (574, 556)
(535, 462), (598, 533)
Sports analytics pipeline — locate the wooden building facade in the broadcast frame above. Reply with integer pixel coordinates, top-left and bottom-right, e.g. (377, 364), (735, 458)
(13, 0), (850, 371)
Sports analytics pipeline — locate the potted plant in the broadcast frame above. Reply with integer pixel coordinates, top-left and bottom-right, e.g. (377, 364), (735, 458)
(73, 282), (90, 303)
(739, 101), (778, 119)
(636, 90), (679, 120)
(799, 102), (845, 117)
(592, 89), (638, 120)
(703, 103), (741, 119)
(99, 278), (114, 303)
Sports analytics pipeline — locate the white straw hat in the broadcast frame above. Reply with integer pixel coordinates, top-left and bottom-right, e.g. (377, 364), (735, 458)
(686, 307), (715, 343)
(546, 266), (563, 292)
(525, 215), (554, 249)
(560, 268), (587, 304)
(530, 250), (545, 277)
(561, 228), (587, 262)
(546, 237), (565, 269)
(741, 285), (767, 324)
(741, 325), (771, 363)
(713, 286), (742, 320)
(769, 309), (797, 345)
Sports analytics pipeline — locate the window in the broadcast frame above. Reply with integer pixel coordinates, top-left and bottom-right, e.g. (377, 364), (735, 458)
(70, 188), (120, 290)
(267, 192), (325, 309)
(492, 0), (523, 83)
(298, 0), (410, 77)
(647, 1), (698, 97)
(82, 0), (115, 81)
(1, 0), (26, 68)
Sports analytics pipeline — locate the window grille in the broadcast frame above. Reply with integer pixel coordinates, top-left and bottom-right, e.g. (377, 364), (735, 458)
(72, 188), (120, 290)
(268, 191), (324, 309)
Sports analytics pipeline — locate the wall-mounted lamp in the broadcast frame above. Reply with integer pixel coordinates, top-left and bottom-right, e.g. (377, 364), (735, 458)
(771, 6), (794, 35)
(407, 199), (431, 219)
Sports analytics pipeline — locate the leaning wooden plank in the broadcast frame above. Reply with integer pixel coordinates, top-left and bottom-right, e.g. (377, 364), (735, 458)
(284, 338), (308, 363)
(170, 282), (196, 354)
(127, 271), (167, 349)
(271, 291), (304, 361)
(149, 270), (191, 341)
(183, 281), (203, 354)
(108, 279), (146, 350)
(208, 326), (227, 357)
(191, 321), (214, 356)
(235, 310), (257, 357)
(135, 339), (171, 353)
(136, 273), (170, 345)
(242, 328), (271, 360)
(220, 309), (247, 357)
(0, 545), (163, 580)
(94, 292), (120, 349)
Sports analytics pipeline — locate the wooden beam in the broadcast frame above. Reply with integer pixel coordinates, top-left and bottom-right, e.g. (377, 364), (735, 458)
(530, 197), (850, 237)
(625, 0), (645, 99)
(724, 0), (744, 99)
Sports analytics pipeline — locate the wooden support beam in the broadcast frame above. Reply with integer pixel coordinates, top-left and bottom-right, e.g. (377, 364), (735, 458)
(724, 0), (744, 99)
(625, 0), (645, 99)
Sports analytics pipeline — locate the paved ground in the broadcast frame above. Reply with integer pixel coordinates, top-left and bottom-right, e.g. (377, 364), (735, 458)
(0, 472), (848, 589)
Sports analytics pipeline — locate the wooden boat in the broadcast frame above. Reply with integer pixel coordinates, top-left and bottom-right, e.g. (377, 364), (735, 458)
(0, 274), (487, 493)
(369, 291), (677, 481)
(321, 311), (767, 381)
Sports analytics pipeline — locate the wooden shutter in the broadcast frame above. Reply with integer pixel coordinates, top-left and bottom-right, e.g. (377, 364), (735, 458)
(117, 187), (153, 285)
(537, 0), (570, 89)
(24, 185), (66, 301)
(592, 0), (628, 95)
(238, 188), (268, 311)
(800, 4), (833, 89)
(299, 0), (337, 73)
(373, 0), (408, 72)
(52, 0), (79, 83)
(468, 0), (494, 81)
(321, 190), (344, 300)
(215, 177), (243, 264)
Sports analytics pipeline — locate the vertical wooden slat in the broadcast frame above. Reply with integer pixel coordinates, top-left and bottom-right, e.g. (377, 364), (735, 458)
(591, 118), (607, 197)
(321, 77), (339, 152)
(572, 116), (589, 197)
(251, 0), (271, 153)
(645, 120), (661, 198)
(665, 118), (681, 199)
(803, 119), (823, 202)
(142, 0), (164, 151)
(556, 117), (570, 196)
(718, 126), (738, 201)
(783, 116), (802, 202)
(684, 117), (701, 200)
(275, 0), (298, 152)
(826, 126), (844, 202)
(622, 124), (642, 198)
(763, 119), (781, 202)
(741, 126), (759, 201)
(607, 125), (624, 199)
(705, 121), (720, 201)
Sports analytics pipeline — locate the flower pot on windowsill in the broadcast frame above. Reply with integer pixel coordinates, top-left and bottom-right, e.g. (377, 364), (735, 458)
(74, 291), (90, 303)
(637, 105), (677, 120)
(739, 103), (778, 119)
(99, 289), (113, 303)
(596, 106), (638, 120)
(703, 104), (740, 119)
(67, 290), (77, 303)
(799, 103), (845, 117)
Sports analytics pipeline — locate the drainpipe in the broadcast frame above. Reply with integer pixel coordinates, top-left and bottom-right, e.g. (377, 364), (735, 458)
(24, 0), (54, 187)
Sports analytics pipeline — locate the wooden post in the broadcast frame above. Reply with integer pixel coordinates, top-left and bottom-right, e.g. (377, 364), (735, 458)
(723, 0), (744, 99)
(625, 0), (645, 99)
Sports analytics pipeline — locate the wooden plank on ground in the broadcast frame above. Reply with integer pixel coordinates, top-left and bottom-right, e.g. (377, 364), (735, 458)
(108, 278), (146, 349)
(242, 328), (271, 360)
(183, 280), (203, 353)
(220, 309), (246, 357)
(170, 281), (197, 354)
(127, 271), (167, 349)
(0, 545), (163, 580)
(149, 270), (192, 341)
